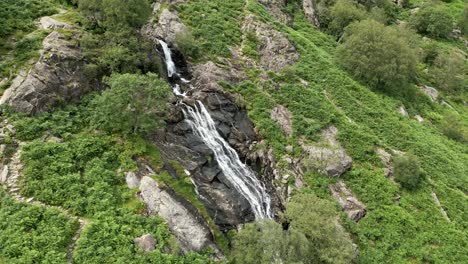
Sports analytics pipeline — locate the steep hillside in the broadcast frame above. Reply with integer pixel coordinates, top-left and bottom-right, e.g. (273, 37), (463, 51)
(0, 0), (466, 263)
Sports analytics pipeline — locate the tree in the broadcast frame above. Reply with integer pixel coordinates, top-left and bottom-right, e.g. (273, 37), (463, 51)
(285, 193), (355, 264)
(328, 0), (367, 38)
(231, 193), (355, 264)
(393, 153), (424, 190)
(430, 50), (465, 92)
(410, 5), (454, 39)
(90, 73), (172, 135)
(336, 20), (418, 90)
(230, 220), (313, 264)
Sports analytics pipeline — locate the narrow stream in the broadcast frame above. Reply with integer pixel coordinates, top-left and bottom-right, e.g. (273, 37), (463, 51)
(158, 40), (272, 219)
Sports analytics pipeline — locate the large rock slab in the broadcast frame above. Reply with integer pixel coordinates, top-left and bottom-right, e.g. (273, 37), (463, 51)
(271, 105), (293, 136)
(299, 126), (352, 177)
(0, 29), (89, 115)
(143, 8), (188, 46)
(330, 180), (366, 221)
(258, 0), (292, 24)
(139, 176), (213, 252)
(242, 15), (299, 71)
(303, 0), (320, 27)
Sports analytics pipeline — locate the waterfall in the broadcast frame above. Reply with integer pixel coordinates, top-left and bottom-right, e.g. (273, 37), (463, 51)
(158, 40), (177, 78)
(158, 40), (273, 219)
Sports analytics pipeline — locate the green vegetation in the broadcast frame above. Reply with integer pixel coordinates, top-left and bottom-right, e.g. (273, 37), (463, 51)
(176, 0), (245, 59)
(393, 153), (424, 190)
(336, 19), (418, 90)
(90, 73), (172, 135)
(0, 189), (78, 263)
(410, 4), (454, 39)
(329, 0), (366, 38)
(231, 193), (354, 264)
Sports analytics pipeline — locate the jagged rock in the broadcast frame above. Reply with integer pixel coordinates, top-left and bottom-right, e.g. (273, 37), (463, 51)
(419, 85), (439, 102)
(143, 9), (188, 46)
(330, 180), (366, 221)
(139, 176), (213, 252)
(415, 115), (424, 122)
(375, 148), (405, 179)
(191, 61), (244, 91)
(271, 105), (293, 136)
(303, 0), (320, 27)
(125, 172), (140, 189)
(398, 105), (408, 116)
(5, 124), (16, 134)
(0, 166), (8, 183)
(257, 0), (292, 24)
(0, 29), (89, 115)
(40, 16), (76, 30)
(242, 15), (299, 71)
(134, 234), (157, 252)
(299, 126), (352, 177)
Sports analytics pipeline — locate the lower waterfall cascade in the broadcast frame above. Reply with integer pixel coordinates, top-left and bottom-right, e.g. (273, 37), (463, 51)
(158, 39), (273, 219)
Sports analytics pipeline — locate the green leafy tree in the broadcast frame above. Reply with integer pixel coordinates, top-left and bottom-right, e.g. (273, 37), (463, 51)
(410, 5), (454, 39)
(460, 6), (468, 36)
(336, 20), (418, 90)
(231, 220), (312, 264)
(430, 50), (465, 92)
(328, 0), (367, 38)
(91, 73), (172, 135)
(393, 153), (424, 190)
(285, 193), (355, 264)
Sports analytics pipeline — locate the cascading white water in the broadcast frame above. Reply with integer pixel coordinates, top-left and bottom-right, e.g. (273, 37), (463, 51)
(183, 102), (272, 219)
(158, 40), (177, 78)
(158, 40), (272, 219)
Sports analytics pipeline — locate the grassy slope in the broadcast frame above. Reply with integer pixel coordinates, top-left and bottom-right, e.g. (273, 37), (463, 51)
(177, 0), (467, 262)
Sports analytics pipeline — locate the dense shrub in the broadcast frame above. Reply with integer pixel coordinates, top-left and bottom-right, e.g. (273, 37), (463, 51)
(90, 73), (171, 135)
(460, 6), (468, 36)
(410, 5), (454, 39)
(336, 20), (418, 90)
(175, 31), (202, 61)
(440, 113), (467, 143)
(0, 189), (78, 263)
(328, 0), (367, 38)
(393, 153), (424, 190)
(429, 50), (465, 92)
(231, 193), (354, 264)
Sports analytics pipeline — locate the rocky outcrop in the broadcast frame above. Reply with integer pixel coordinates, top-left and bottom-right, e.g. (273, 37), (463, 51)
(134, 234), (157, 252)
(303, 0), (320, 28)
(258, 0), (292, 24)
(419, 85), (439, 102)
(40, 16), (76, 30)
(139, 176), (214, 252)
(0, 27), (89, 115)
(398, 105), (408, 116)
(330, 180), (366, 221)
(299, 126), (352, 177)
(142, 8), (188, 46)
(191, 61), (244, 91)
(271, 105), (293, 136)
(125, 172), (140, 189)
(242, 15), (299, 71)
(376, 147), (404, 179)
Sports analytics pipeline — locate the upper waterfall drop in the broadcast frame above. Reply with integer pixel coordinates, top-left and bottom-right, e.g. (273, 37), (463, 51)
(158, 39), (273, 219)
(158, 40), (177, 78)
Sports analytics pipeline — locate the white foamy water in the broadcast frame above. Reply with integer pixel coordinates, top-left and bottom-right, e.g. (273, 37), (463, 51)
(159, 40), (272, 219)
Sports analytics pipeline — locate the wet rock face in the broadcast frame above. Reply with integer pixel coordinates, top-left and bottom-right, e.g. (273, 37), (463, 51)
(158, 88), (259, 230)
(0, 30), (89, 115)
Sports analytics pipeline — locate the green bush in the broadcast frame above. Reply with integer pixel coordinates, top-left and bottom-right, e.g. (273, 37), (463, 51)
(175, 31), (202, 61)
(90, 73), (171, 135)
(410, 5), (454, 39)
(336, 20), (418, 90)
(328, 0), (367, 38)
(393, 153), (424, 190)
(440, 113), (467, 143)
(429, 50), (465, 92)
(460, 6), (468, 36)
